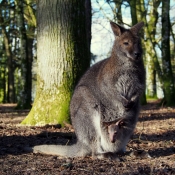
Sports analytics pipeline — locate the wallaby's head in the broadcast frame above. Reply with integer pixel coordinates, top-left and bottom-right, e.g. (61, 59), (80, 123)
(103, 118), (126, 143)
(110, 21), (144, 61)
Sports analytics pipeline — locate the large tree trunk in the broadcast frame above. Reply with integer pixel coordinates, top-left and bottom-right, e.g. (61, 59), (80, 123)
(21, 0), (91, 126)
(161, 0), (175, 106)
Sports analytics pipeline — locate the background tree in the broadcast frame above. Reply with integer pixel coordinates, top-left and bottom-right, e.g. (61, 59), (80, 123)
(0, 0), (36, 105)
(127, 0), (147, 104)
(15, 0), (36, 109)
(161, 0), (175, 106)
(0, 1), (15, 103)
(21, 0), (91, 126)
(143, 0), (161, 98)
(92, 0), (175, 106)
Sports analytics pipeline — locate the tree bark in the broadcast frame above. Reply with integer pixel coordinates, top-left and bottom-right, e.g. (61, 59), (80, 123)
(161, 0), (175, 106)
(0, 14), (15, 103)
(128, 0), (147, 104)
(112, 0), (123, 24)
(85, 0), (91, 58)
(142, 0), (161, 98)
(129, 0), (138, 25)
(15, 0), (32, 109)
(0, 64), (6, 102)
(21, 0), (91, 126)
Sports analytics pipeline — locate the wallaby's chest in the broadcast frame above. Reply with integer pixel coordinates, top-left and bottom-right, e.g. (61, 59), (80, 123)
(114, 71), (143, 97)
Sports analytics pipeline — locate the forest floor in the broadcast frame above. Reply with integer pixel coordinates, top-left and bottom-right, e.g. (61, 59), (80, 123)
(0, 100), (175, 175)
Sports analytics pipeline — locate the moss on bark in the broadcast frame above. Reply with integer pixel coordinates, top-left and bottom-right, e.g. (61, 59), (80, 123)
(21, 0), (90, 126)
(21, 86), (71, 126)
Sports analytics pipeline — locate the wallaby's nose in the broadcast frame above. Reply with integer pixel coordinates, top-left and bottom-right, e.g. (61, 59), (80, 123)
(134, 52), (141, 59)
(135, 52), (140, 57)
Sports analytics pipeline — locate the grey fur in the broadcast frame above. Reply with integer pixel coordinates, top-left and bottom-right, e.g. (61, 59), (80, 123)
(32, 21), (145, 158)
(104, 118), (126, 143)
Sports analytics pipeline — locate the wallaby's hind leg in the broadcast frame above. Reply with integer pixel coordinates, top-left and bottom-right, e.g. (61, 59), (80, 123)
(70, 86), (100, 155)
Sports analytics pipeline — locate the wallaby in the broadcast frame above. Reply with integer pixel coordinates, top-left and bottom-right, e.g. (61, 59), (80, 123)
(104, 118), (126, 143)
(29, 21), (145, 159)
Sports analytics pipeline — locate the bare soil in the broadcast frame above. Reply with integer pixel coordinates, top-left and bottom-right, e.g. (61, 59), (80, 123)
(0, 101), (175, 175)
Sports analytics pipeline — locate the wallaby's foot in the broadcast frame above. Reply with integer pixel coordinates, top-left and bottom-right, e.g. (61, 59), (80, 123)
(96, 152), (122, 161)
(24, 146), (44, 154)
(104, 152), (121, 161)
(23, 146), (33, 153)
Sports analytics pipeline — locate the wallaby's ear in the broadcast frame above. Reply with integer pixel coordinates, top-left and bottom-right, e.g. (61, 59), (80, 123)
(110, 21), (125, 37)
(103, 121), (110, 127)
(130, 21), (144, 35)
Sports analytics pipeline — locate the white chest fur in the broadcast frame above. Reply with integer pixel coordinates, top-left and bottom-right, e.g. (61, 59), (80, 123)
(92, 112), (123, 153)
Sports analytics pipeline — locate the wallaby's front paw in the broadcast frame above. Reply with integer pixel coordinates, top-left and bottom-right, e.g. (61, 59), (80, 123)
(125, 101), (135, 110)
(121, 95), (135, 110)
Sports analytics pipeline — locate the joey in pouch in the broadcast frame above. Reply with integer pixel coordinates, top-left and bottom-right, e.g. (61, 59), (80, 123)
(30, 21), (145, 158)
(103, 118), (126, 143)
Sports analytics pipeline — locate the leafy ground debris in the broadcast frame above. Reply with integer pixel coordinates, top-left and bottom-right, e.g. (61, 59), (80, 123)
(0, 101), (175, 175)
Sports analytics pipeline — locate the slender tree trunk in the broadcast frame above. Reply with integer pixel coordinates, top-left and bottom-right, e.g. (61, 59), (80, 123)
(129, 0), (137, 25)
(112, 0), (123, 24)
(142, 0), (161, 98)
(2, 67), (6, 103)
(85, 0), (91, 56)
(0, 15), (15, 103)
(135, 0), (163, 99)
(15, 0), (32, 109)
(0, 65), (6, 102)
(128, 0), (147, 104)
(161, 0), (175, 106)
(2, 67), (7, 103)
(22, 0), (91, 126)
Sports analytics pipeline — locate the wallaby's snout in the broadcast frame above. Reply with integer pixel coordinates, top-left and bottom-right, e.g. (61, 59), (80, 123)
(119, 40), (142, 61)
(125, 40), (142, 61)
(133, 51), (142, 60)
(133, 42), (142, 60)
(134, 52), (141, 59)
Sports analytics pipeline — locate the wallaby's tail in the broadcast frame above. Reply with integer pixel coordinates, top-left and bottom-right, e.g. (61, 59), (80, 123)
(25, 142), (91, 158)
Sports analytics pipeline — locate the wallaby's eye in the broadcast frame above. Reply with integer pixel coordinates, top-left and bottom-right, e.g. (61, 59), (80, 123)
(123, 42), (129, 46)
